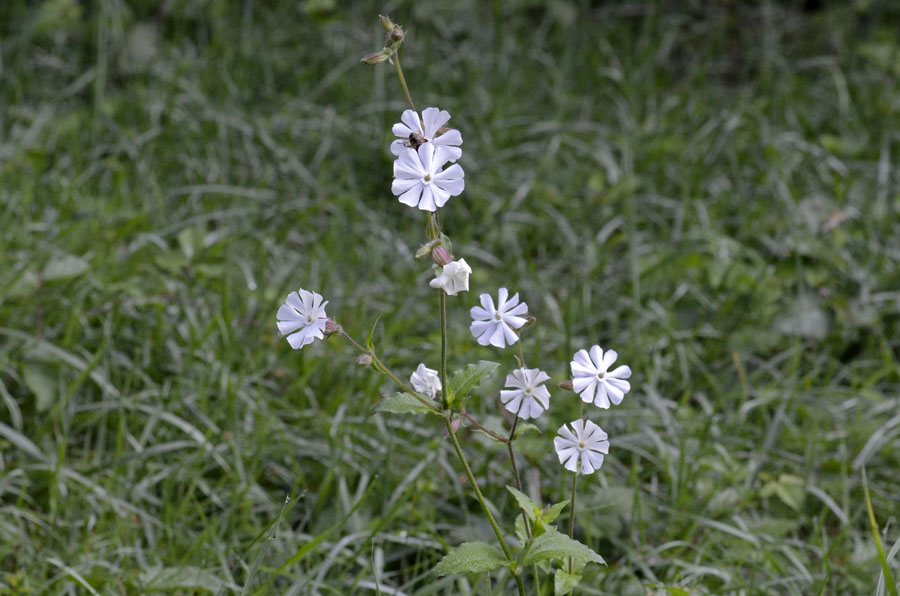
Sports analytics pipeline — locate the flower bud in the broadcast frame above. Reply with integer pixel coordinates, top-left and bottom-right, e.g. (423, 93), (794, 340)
(390, 26), (404, 42)
(379, 15), (395, 31)
(361, 51), (390, 65)
(357, 354), (373, 367)
(432, 246), (453, 267)
(558, 380), (574, 392)
(450, 416), (462, 433)
(520, 315), (536, 329)
(415, 238), (441, 260)
(324, 318), (340, 335)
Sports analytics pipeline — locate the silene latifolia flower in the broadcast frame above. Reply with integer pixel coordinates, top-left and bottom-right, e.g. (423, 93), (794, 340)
(410, 363), (442, 399)
(570, 345), (632, 409)
(276, 288), (328, 350)
(500, 367), (551, 419)
(429, 258), (471, 296)
(554, 419), (609, 475)
(392, 142), (465, 212)
(470, 288), (528, 348)
(390, 107), (463, 161)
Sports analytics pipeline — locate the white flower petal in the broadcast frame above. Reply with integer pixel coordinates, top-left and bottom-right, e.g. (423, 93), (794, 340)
(589, 345), (605, 370)
(601, 349), (618, 371)
(400, 109), (422, 134)
(397, 186), (421, 207)
(607, 365), (632, 379)
(421, 107), (451, 138)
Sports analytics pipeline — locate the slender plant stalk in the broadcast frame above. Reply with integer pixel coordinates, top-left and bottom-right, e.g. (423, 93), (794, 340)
(445, 418), (526, 595)
(460, 411), (507, 442)
(393, 51), (416, 112)
(439, 290), (448, 408)
(568, 399), (584, 579)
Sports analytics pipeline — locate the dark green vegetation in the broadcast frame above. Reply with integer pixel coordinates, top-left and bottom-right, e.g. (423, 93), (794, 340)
(2, 0), (899, 593)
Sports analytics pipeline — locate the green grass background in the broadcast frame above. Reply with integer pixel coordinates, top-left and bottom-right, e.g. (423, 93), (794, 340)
(1, 0), (899, 593)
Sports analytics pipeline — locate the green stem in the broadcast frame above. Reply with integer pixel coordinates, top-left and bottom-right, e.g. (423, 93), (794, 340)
(568, 400), (584, 578)
(393, 51), (416, 112)
(507, 415), (531, 540)
(439, 290), (448, 409)
(461, 411), (506, 443)
(444, 418), (525, 595)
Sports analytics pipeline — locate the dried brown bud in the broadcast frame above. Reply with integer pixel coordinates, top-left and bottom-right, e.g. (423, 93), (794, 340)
(357, 354), (373, 367)
(558, 380), (574, 391)
(432, 246), (453, 267)
(324, 318), (340, 335)
(390, 26), (404, 42)
(361, 51), (390, 65)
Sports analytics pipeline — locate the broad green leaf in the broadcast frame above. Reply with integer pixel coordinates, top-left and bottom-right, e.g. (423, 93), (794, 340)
(554, 570), (581, 596)
(522, 531), (605, 567)
(371, 392), (435, 416)
(432, 542), (509, 576)
(365, 311), (382, 351)
(506, 486), (537, 521)
(448, 360), (499, 407)
(544, 500), (570, 524)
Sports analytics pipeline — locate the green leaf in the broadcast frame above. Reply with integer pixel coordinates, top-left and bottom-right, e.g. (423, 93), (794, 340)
(666, 587), (691, 596)
(448, 360), (499, 407)
(432, 542), (509, 576)
(554, 569), (581, 596)
(370, 392), (435, 416)
(506, 485), (537, 521)
(365, 311), (382, 351)
(522, 531), (605, 567)
(544, 500), (570, 524)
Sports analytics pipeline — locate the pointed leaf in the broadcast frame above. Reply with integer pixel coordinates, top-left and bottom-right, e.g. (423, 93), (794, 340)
(365, 312), (382, 351)
(506, 486), (537, 521)
(448, 360), (499, 407)
(544, 500), (570, 524)
(371, 392), (435, 416)
(513, 422), (542, 439)
(522, 531), (605, 567)
(432, 542), (509, 576)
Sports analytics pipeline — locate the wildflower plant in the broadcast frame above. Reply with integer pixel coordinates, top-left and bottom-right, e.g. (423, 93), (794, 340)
(276, 15), (634, 594)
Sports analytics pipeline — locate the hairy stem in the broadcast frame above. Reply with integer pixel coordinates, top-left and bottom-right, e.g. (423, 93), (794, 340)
(393, 51), (416, 112)
(461, 411), (507, 443)
(444, 417), (525, 595)
(568, 400), (584, 578)
(440, 290), (448, 409)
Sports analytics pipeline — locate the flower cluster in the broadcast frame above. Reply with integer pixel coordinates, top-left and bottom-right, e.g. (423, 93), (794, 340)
(553, 345), (632, 475)
(275, 100), (635, 481)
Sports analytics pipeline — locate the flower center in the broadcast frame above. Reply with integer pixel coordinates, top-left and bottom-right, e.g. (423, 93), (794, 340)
(424, 174), (432, 182)
(597, 371), (605, 379)
(578, 442), (585, 449)
(307, 315), (313, 323)
(525, 387), (532, 394)
(494, 313), (502, 321)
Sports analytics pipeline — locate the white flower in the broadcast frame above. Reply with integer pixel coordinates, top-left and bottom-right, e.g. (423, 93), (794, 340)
(469, 288), (528, 348)
(276, 289), (328, 350)
(500, 367), (551, 419)
(390, 107), (463, 162)
(410, 363), (441, 399)
(570, 346), (632, 409)
(429, 258), (471, 296)
(554, 419), (609, 475)
(392, 143), (465, 212)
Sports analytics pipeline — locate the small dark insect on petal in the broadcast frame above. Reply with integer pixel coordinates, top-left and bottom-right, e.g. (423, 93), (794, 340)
(408, 132), (426, 149)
